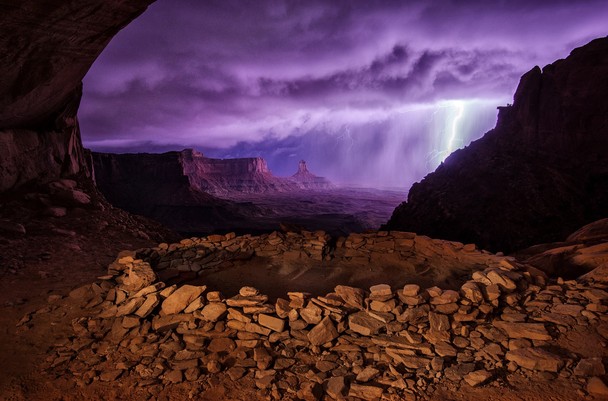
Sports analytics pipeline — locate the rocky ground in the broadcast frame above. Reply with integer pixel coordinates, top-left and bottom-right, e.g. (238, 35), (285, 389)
(1, 185), (608, 401)
(0, 179), (177, 400)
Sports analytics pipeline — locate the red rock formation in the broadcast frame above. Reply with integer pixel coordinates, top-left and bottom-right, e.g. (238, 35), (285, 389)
(0, 0), (154, 128)
(91, 150), (257, 234)
(179, 149), (299, 195)
(0, 1), (154, 191)
(91, 150), (341, 234)
(386, 36), (608, 253)
(93, 150), (335, 199)
(289, 160), (334, 190)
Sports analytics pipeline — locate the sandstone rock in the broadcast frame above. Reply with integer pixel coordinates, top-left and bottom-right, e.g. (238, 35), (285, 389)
(430, 290), (459, 305)
(206, 291), (223, 302)
(583, 289), (608, 303)
(308, 317), (339, 346)
(123, 262), (157, 293)
(574, 358), (605, 376)
(161, 285), (206, 315)
(349, 312), (384, 336)
(434, 341), (457, 357)
(431, 356), (445, 371)
(152, 314), (194, 332)
(301, 303), (323, 325)
(485, 284), (501, 301)
(132, 282), (165, 298)
(461, 282), (484, 303)
(402, 284), (420, 297)
(505, 348), (563, 372)
(348, 383), (383, 400)
(335, 285), (365, 309)
(370, 299), (396, 313)
(226, 294), (268, 307)
(253, 347), (273, 370)
(98, 369), (123, 382)
(227, 320), (272, 336)
(444, 363), (476, 382)
(297, 381), (323, 401)
(68, 285), (95, 303)
(551, 304), (583, 316)
(275, 298), (292, 318)
(116, 297), (145, 317)
(227, 367), (247, 381)
(207, 360), (222, 374)
(183, 296), (205, 313)
(121, 315), (140, 329)
(258, 314), (286, 332)
(429, 312), (450, 332)
(434, 303), (459, 314)
(160, 285), (177, 298)
(208, 338), (236, 354)
(486, 269), (517, 291)
(493, 321), (551, 341)
(356, 366), (380, 383)
(326, 376), (348, 400)
(372, 335), (433, 355)
(368, 311), (395, 324)
(199, 302), (227, 322)
(184, 367), (200, 381)
(227, 308), (252, 323)
(164, 369), (183, 384)
(274, 358), (295, 370)
(256, 374), (275, 390)
(587, 377), (608, 396)
(369, 284), (393, 297)
(240, 286), (259, 297)
(464, 370), (493, 387)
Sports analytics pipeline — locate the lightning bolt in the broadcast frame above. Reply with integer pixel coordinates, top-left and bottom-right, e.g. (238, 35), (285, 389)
(446, 100), (465, 156)
(426, 100), (467, 167)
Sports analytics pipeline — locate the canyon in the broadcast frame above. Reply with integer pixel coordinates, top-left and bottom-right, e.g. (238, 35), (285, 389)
(91, 149), (393, 236)
(92, 149), (332, 198)
(0, 2), (607, 401)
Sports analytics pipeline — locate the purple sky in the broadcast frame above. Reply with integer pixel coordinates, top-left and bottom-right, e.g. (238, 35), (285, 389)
(80, 0), (608, 188)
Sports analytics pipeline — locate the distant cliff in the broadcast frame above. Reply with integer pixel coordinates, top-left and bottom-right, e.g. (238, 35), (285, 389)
(91, 150), (258, 234)
(178, 149), (298, 195)
(290, 160), (334, 190)
(93, 149), (334, 198)
(92, 149), (337, 233)
(386, 36), (608, 253)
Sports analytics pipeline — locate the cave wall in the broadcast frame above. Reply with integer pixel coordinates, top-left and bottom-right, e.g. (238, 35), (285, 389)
(0, 0), (155, 191)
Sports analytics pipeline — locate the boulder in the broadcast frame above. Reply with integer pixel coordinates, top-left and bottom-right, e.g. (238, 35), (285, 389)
(308, 317), (339, 346)
(505, 348), (563, 372)
(335, 285), (365, 309)
(349, 312), (384, 336)
(161, 285), (206, 315)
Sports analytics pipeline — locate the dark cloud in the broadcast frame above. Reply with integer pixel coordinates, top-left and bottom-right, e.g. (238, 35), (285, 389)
(80, 0), (608, 187)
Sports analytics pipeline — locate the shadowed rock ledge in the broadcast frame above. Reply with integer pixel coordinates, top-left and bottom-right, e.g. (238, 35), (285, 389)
(0, 0), (155, 191)
(386, 36), (608, 253)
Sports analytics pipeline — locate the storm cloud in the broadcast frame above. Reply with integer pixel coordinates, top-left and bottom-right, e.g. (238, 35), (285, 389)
(80, 0), (608, 187)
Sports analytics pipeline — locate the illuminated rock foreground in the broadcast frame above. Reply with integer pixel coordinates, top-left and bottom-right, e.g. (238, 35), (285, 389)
(43, 230), (608, 399)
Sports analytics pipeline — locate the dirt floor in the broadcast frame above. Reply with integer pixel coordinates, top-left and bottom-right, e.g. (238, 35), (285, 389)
(189, 255), (471, 301)
(0, 186), (606, 400)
